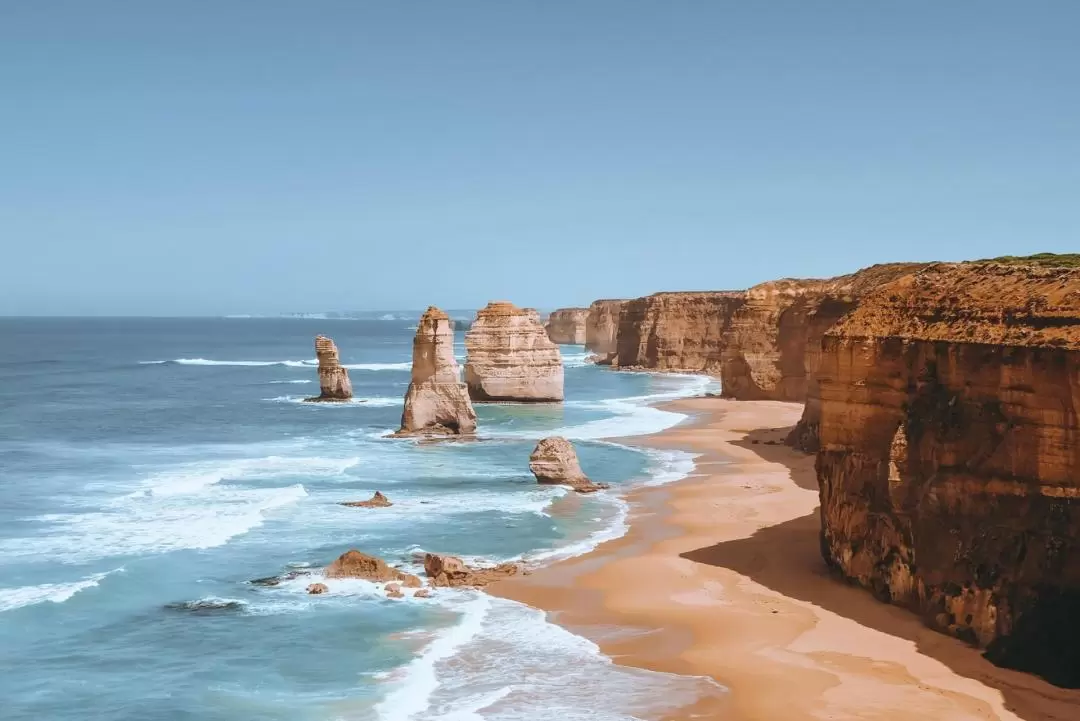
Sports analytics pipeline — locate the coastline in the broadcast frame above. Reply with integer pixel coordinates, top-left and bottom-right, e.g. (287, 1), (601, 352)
(491, 396), (1080, 721)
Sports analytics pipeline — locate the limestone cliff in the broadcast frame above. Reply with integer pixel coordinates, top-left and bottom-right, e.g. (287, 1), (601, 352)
(397, 306), (477, 435)
(464, 301), (564, 402)
(304, 335), (352, 402)
(614, 292), (745, 371)
(545, 308), (589, 345)
(584, 299), (624, 357)
(813, 260), (1080, 686)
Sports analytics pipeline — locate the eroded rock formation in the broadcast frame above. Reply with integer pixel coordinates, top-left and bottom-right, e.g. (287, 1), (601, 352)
(340, 491), (392, 508)
(545, 308), (589, 345)
(464, 301), (564, 402)
(813, 260), (1080, 686)
(529, 436), (608, 493)
(304, 335), (352, 402)
(423, 553), (521, 587)
(324, 550), (422, 587)
(614, 292), (744, 371)
(397, 306), (477, 436)
(307, 583), (328, 595)
(585, 299), (625, 358)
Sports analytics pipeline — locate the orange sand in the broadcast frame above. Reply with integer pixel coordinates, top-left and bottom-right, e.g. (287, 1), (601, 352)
(493, 398), (1080, 721)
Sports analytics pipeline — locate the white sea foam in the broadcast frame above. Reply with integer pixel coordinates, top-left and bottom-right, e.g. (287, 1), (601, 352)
(375, 592), (724, 721)
(128, 455), (358, 497)
(0, 568), (124, 613)
(140, 358), (410, 371)
(266, 395), (403, 407)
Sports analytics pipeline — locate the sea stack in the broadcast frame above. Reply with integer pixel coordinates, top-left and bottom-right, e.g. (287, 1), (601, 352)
(304, 335), (352, 402)
(584, 299), (624, 359)
(464, 301), (564, 402)
(529, 436), (607, 493)
(397, 306), (477, 436)
(545, 308), (589, 345)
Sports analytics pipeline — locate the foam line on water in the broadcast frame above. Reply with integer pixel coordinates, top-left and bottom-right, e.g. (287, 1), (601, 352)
(265, 396), (403, 407)
(0, 568), (124, 613)
(140, 358), (410, 371)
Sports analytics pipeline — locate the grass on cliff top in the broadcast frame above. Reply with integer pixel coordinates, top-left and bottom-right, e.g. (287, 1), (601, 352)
(976, 253), (1080, 268)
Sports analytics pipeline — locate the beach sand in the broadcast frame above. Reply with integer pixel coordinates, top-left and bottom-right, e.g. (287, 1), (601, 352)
(492, 397), (1080, 721)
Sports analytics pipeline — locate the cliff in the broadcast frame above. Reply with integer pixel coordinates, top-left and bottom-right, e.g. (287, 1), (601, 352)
(545, 308), (589, 345)
(304, 335), (352, 402)
(585, 299), (625, 356)
(397, 306), (477, 436)
(813, 260), (1080, 685)
(614, 292), (745, 371)
(464, 301), (564, 402)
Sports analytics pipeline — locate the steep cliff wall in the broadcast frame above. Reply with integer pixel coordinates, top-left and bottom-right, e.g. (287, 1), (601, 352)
(614, 292), (745, 372)
(814, 261), (1080, 685)
(585, 299), (624, 356)
(545, 308), (589, 345)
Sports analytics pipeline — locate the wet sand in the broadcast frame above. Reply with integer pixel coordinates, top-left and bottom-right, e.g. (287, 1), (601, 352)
(492, 397), (1080, 721)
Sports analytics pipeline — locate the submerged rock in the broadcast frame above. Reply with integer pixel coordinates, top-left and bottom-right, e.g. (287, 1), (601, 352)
(464, 301), (564, 402)
(396, 306), (477, 436)
(303, 335), (353, 402)
(164, 598), (247, 614)
(340, 491), (392, 508)
(248, 571), (304, 587)
(324, 550), (422, 587)
(529, 436), (608, 493)
(423, 553), (520, 588)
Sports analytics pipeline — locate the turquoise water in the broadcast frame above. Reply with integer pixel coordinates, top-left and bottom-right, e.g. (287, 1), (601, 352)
(0, 316), (723, 720)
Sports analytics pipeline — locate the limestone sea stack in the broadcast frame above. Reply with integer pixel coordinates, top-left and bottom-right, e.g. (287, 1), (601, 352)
(584, 299), (624, 358)
(464, 301), (564, 402)
(529, 436), (607, 493)
(325, 550), (422, 587)
(813, 259), (1080, 686)
(397, 306), (477, 436)
(545, 308), (589, 345)
(423, 553), (521, 588)
(304, 335), (352, 402)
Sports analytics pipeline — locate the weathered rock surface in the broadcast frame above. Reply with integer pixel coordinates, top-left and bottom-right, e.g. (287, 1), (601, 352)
(339, 491), (392, 508)
(304, 335), (352, 402)
(397, 306), (477, 436)
(545, 308), (589, 345)
(813, 260), (1080, 686)
(529, 436), (608, 493)
(307, 583), (328, 595)
(423, 553), (521, 587)
(585, 299), (625, 358)
(614, 292), (745, 371)
(464, 301), (564, 402)
(324, 550), (422, 587)
(384, 583), (404, 599)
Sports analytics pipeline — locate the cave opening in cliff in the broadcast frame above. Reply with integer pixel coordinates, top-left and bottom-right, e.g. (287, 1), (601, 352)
(983, 587), (1080, 688)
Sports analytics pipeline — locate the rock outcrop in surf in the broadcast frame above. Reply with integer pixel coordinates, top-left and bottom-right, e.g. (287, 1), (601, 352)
(339, 491), (392, 508)
(423, 553), (521, 588)
(396, 306), (477, 436)
(324, 550), (422, 587)
(813, 258), (1080, 686)
(545, 308), (589, 345)
(464, 301), (564, 402)
(304, 335), (352, 402)
(529, 436), (608, 493)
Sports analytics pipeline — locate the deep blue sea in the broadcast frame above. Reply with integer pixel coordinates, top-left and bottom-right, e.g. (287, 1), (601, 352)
(0, 316), (722, 721)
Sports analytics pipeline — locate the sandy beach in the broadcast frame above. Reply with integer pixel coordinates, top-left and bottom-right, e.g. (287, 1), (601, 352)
(492, 397), (1080, 721)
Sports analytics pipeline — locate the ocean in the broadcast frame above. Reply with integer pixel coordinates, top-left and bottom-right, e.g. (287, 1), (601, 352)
(0, 316), (724, 720)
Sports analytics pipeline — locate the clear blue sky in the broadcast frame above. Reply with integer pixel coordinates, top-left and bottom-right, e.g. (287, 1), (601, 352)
(2, 2), (1077, 315)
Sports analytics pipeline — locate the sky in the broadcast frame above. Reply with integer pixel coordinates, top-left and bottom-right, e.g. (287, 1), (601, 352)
(1, 2), (1078, 316)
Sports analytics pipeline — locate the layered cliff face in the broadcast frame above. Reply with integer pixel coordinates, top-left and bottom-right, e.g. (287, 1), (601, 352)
(464, 301), (564, 402)
(545, 308), (589, 345)
(397, 306), (477, 435)
(614, 292), (745, 371)
(304, 335), (352, 402)
(814, 261), (1080, 685)
(585, 300), (624, 356)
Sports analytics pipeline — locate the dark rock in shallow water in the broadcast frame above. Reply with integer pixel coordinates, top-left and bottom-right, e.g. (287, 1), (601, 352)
(248, 570), (304, 587)
(165, 598), (247, 614)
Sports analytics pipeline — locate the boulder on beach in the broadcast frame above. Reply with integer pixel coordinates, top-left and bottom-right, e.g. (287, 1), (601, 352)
(304, 335), (353, 402)
(423, 552), (520, 588)
(340, 491), (392, 508)
(396, 306), (478, 436)
(324, 550), (422, 587)
(529, 436), (608, 493)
